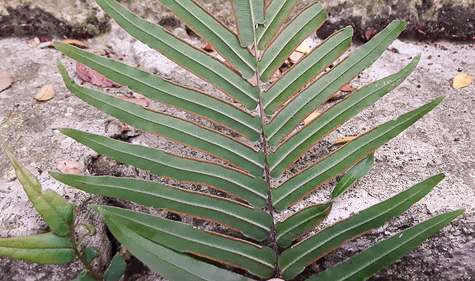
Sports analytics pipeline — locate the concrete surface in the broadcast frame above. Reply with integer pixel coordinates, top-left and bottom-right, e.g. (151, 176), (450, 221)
(0, 12), (474, 281)
(1, 0), (474, 40)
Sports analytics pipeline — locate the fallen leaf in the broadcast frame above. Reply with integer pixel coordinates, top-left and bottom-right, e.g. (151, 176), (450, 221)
(289, 51), (304, 63)
(132, 93), (145, 99)
(303, 112), (320, 125)
(0, 69), (14, 92)
(56, 160), (84, 175)
(364, 27), (377, 41)
(27, 37), (40, 48)
(335, 136), (358, 145)
(34, 83), (55, 101)
(76, 62), (120, 87)
(117, 95), (149, 107)
(452, 73), (472, 89)
(270, 68), (281, 83)
(60, 39), (89, 49)
(340, 84), (356, 92)
(296, 41), (311, 54)
(203, 42), (214, 52)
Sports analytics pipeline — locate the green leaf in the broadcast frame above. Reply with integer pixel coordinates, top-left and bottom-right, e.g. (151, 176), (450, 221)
(268, 55), (420, 176)
(79, 224), (96, 237)
(1, 140), (74, 236)
(265, 20), (406, 145)
(259, 3), (327, 82)
(103, 253), (127, 281)
(54, 46), (261, 141)
(73, 271), (96, 281)
(278, 174), (446, 279)
(332, 153), (374, 199)
(0, 232), (75, 264)
(307, 209), (465, 281)
(95, 0), (259, 109)
(83, 247), (99, 265)
(272, 97), (444, 211)
(263, 27), (353, 115)
(161, 0), (256, 79)
(56, 63), (265, 177)
(256, 0), (298, 50)
(276, 202), (332, 248)
(232, 0), (262, 47)
(60, 129), (268, 209)
(101, 212), (254, 281)
(50, 173), (272, 241)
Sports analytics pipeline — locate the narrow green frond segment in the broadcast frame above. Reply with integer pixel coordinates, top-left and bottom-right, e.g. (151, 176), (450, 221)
(268, 55), (420, 177)
(272, 97), (444, 211)
(55, 46), (261, 141)
(308, 209), (464, 281)
(265, 20), (407, 145)
(332, 153), (374, 199)
(161, 0), (256, 79)
(0, 232), (75, 264)
(60, 129), (268, 209)
(95, 0), (259, 109)
(263, 27), (353, 115)
(99, 210), (254, 281)
(278, 174), (446, 279)
(57, 63), (264, 177)
(50, 173), (271, 240)
(232, 0), (255, 47)
(256, 0), (297, 50)
(259, 3), (327, 82)
(233, 0), (264, 47)
(97, 206), (276, 278)
(276, 202), (332, 248)
(103, 253), (127, 281)
(83, 247), (99, 265)
(2, 140), (74, 236)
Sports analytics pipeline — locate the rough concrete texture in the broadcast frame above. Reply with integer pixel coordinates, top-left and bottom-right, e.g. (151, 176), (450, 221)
(1, 13), (474, 281)
(1, 0), (474, 40)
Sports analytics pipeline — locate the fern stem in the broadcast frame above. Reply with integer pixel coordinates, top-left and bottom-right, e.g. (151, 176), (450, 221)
(69, 220), (104, 281)
(250, 4), (281, 277)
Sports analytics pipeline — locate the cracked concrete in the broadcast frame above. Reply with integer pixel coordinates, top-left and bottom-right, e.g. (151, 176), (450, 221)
(0, 7), (474, 281)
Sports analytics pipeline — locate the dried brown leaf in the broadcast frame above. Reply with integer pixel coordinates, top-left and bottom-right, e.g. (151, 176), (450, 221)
(76, 62), (120, 88)
(303, 112), (321, 125)
(453, 74), (472, 89)
(335, 136), (358, 145)
(27, 37), (40, 48)
(340, 84), (356, 92)
(117, 95), (149, 107)
(203, 42), (214, 52)
(0, 69), (14, 92)
(34, 83), (55, 101)
(56, 160), (84, 175)
(289, 51), (304, 63)
(60, 39), (89, 49)
(296, 41), (310, 54)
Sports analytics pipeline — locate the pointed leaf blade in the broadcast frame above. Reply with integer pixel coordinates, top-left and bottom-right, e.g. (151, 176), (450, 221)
(259, 3), (327, 82)
(332, 153), (374, 199)
(55, 46), (262, 141)
(265, 20), (407, 145)
(50, 173), (271, 241)
(60, 129), (268, 210)
(83, 247), (99, 265)
(1, 140), (74, 236)
(97, 206), (276, 278)
(232, 0), (258, 47)
(276, 202), (332, 248)
(263, 27), (353, 114)
(278, 174), (445, 279)
(161, 0), (256, 79)
(307, 209), (464, 281)
(99, 210), (254, 281)
(256, 0), (298, 50)
(95, 0), (259, 109)
(272, 97), (444, 211)
(104, 253), (126, 281)
(0, 232), (75, 264)
(57, 63), (265, 177)
(268, 55), (420, 176)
